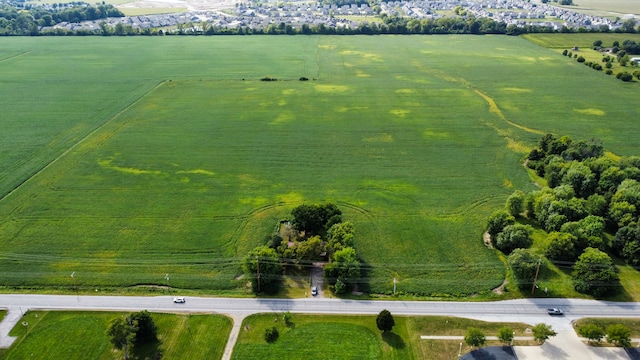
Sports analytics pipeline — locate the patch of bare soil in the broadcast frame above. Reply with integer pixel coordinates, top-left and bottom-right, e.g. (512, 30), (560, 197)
(483, 231), (493, 248)
(492, 279), (508, 295)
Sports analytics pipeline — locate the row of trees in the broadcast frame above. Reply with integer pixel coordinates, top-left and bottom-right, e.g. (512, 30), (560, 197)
(464, 323), (556, 347)
(489, 134), (640, 297)
(577, 322), (632, 346)
(243, 203), (362, 295)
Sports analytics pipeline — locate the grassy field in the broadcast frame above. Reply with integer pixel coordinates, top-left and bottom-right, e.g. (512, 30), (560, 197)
(0, 311), (232, 359)
(553, 0), (640, 18)
(1, 35), (640, 297)
(233, 313), (534, 360)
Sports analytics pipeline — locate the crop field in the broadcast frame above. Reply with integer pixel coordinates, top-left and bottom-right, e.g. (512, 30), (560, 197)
(0, 311), (232, 359)
(0, 35), (639, 296)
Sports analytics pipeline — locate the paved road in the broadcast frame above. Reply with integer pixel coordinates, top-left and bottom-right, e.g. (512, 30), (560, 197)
(2, 295), (640, 358)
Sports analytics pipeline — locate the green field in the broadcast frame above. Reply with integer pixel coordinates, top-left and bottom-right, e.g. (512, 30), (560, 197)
(233, 313), (534, 360)
(554, 0), (640, 18)
(1, 35), (639, 296)
(0, 311), (232, 359)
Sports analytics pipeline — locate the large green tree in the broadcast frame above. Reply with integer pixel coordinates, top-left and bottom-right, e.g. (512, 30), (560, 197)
(495, 224), (533, 254)
(578, 323), (604, 344)
(107, 311), (158, 360)
(291, 203), (342, 236)
(508, 249), (545, 287)
(532, 323), (556, 344)
(486, 210), (515, 240)
(243, 246), (281, 294)
(376, 309), (395, 332)
(606, 324), (631, 347)
(573, 247), (619, 297)
(324, 247), (360, 292)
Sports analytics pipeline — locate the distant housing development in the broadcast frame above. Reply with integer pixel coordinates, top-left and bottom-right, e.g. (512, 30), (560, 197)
(44, 0), (628, 33)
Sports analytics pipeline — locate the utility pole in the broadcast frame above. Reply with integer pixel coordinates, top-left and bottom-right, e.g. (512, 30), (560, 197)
(531, 258), (541, 295)
(256, 256), (261, 293)
(71, 271), (78, 301)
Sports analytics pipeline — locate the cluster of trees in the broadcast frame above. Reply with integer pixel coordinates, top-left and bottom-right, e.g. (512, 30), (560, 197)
(577, 322), (632, 346)
(107, 311), (159, 360)
(562, 43), (639, 81)
(243, 203), (361, 295)
(489, 134), (640, 297)
(0, 3), (123, 35)
(464, 323), (556, 348)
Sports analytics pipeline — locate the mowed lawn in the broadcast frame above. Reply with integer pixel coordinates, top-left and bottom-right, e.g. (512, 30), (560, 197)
(232, 313), (534, 360)
(0, 311), (232, 360)
(0, 35), (639, 296)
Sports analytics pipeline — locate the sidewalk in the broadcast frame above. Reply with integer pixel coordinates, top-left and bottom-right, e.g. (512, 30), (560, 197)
(0, 307), (23, 348)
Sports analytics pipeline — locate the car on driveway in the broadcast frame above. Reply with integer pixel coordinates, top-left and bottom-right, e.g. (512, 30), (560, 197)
(311, 286), (318, 296)
(547, 308), (563, 315)
(173, 297), (186, 303)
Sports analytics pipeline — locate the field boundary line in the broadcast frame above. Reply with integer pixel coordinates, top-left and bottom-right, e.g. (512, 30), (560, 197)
(0, 51), (30, 63)
(472, 89), (545, 136)
(0, 81), (167, 204)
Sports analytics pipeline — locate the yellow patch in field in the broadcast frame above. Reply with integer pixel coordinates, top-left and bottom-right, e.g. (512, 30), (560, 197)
(574, 108), (605, 116)
(278, 99), (287, 106)
(423, 130), (449, 139)
(278, 192), (304, 204)
(356, 70), (370, 77)
(506, 139), (531, 154)
(282, 89), (297, 95)
(319, 44), (336, 49)
(396, 89), (416, 94)
(179, 177), (190, 183)
(271, 111), (295, 125)
(501, 87), (531, 93)
(176, 169), (215, 176)
(98, 159), (164, 176)
(395, 75), (429, 84)
(518, 56), (536, 62)
(362, 179), (417, 193)
(363, 133), (394, 143)
(538, 56), (553, 61)
(245, 87), (257, 91)
(315, 84), (350, 93)
(503, 179), (513, 188)
(343, 62), (354, 68)
(419, 50), (434, 54)
(239, 196), (270, 206)
(339, 50), (382, 62)
(336, 106), (368, 112)
(390, 109), (410, 117)
(495, 47), (507, 51)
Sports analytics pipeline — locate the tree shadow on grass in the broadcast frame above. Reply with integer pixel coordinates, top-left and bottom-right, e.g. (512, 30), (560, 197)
(132, 338), (163, 360)
(381, 331), (405, 349)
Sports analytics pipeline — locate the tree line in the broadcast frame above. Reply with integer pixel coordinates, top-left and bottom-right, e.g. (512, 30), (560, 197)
(0, 2), (123, 35)
(242, 203), (362, 295)
(1, 1), (638, 37)
(487, 134), (640, 297)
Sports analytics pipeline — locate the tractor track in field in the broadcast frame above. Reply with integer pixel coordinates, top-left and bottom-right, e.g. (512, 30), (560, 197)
(0, 81), (166, 206)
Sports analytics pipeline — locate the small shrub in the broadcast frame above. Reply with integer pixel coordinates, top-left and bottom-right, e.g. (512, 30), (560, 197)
(299, 77), (309, 81)
(265, 326), (279, 342)
(606, 69), (613, 75)
(577, 56), (585, 63)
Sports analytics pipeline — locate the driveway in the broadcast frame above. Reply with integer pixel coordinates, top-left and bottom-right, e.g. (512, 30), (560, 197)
(310, 262), (325, 298)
